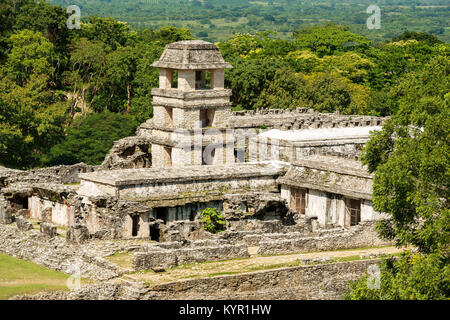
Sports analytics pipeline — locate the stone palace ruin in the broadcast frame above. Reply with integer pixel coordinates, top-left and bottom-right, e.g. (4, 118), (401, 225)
(0, 41), (394, 299)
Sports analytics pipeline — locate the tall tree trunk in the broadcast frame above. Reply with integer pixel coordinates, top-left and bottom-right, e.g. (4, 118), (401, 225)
(126, 82), (131, 114)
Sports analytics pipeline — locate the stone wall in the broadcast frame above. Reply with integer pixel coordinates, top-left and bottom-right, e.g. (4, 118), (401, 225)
(132, 244), (250, 270)
(229, 108), (387, 130)
(13, 259), (381, 300)
(0, 163), (96, 187)
(257, 222), (392, 255)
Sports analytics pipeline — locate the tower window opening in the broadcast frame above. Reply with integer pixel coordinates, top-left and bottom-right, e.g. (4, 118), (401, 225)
(171, 70), (178, 88)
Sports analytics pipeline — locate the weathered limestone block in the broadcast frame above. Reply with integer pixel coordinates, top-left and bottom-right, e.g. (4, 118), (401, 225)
(101, 137), (152, 170)
(41, 207), (52, 223)
(66, 225), (90, 244)
(132, 244), (249, 271)
(0, 206), (14, 224)
(16, 209), (30, 218)
(133, 250), (177, 270)
(175, 244), (249, 265)
(161, 230), (183, 242)
(16, 216), (33, 231)
(40, 222), (57, 238)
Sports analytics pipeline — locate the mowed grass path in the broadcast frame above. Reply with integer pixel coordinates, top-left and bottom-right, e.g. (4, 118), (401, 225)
(0, 253), (70, 300)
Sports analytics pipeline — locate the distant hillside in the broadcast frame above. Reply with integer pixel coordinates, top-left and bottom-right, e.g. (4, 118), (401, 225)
(49, 0), (449, 42)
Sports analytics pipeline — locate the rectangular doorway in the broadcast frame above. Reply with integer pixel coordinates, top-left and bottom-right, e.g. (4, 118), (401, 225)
(154, 207), (168, 224)
(150, 224), (160, 242)
(290, 187), (307, 214)
(345, 198), (361, 227)
(131, 215), (140, 237)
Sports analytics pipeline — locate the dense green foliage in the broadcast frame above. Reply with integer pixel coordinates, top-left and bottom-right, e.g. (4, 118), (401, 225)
(200, 208), (227, 234)
(48, 0), (450, 43)
(42, 112), (139, 166)
(0, 0), (448, 172)
(220, 26), (448, 115)
(346, 55), (449, 300)
(345, 252), (449, 300)
(0, 0), (193, 168)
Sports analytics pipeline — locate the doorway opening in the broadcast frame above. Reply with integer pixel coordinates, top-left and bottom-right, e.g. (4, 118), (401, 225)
(131, 215), (140, 237)
(290, 188), (307, 214)
(154, 207), (168, 224)
(345, 198), (361, 227)
(150, 224), (160, 242)
(200, 109), (215, 128)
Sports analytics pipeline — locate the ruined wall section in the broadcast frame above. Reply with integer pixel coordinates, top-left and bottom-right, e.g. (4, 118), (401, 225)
(125, 108), (388, 166)
(0, 163), (95, 187)
(101, 137), (152, 170)
(12, 259), (383, 300)
(255, 222), (392, 255)
(133, 244), (250, 270)
(230, 108), (387, 131)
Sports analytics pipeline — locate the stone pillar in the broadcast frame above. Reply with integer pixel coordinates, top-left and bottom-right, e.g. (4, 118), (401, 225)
(211, 69), (224, 89)
(40, 222), (57, 238)
(153, 106), (166, 126)
(152, 145), (165, 168)
(178, 70), (195, 91)
(66, 225), (90, 244)
(159, 68), (173, 89)
(225, 133), (235, 164)
(0, 207), (13, 224)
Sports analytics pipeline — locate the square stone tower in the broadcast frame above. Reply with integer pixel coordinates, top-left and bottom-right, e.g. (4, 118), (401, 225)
(150, 40), (234, 168)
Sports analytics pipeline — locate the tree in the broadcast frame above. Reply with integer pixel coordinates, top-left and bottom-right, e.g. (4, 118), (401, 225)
(347, 55), (449, 299)
(255, 67), (307, 110)
(130, 43), (164, 122)
(0, 75), (68, 169)
(148, 26), (193, 45)
(345, 252), (449, 300)
(224, 57), (290, 110)
(42, 112), (140, 166)
(5, 29), (55, 86)
(65, 38), (110, 115)
(102, 46), (138, 114)
(292, 23), (371, 57)
(14, 0), (70, 54)
(303, 72), (371, 115)
(361, 55), (449, 253)
(80, 16), (130, 51)
(393, 31), (443, 46)
(286, 50), (374, 84)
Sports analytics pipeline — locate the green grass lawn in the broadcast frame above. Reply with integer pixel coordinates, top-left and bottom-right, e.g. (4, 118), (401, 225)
(0, 253), (70, 300)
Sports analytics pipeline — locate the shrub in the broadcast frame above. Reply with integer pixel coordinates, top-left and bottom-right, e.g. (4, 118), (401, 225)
(200, 208), (227, 234)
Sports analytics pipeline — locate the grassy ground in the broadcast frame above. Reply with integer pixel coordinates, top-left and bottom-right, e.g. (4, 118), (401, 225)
(0, 253), (70, 300)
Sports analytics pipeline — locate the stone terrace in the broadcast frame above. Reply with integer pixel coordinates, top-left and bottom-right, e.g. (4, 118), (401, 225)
(78, 161), (289, 199)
